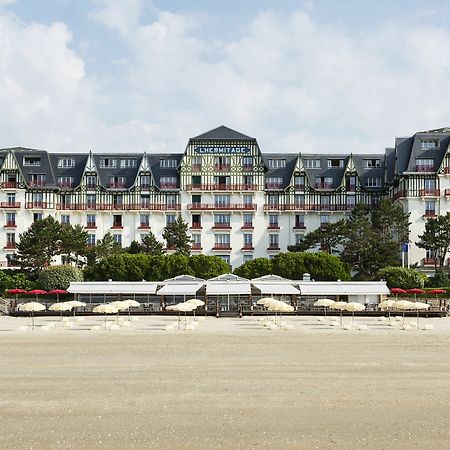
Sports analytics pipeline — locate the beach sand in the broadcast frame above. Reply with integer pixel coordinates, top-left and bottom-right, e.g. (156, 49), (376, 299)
(1, 314), (450, 449)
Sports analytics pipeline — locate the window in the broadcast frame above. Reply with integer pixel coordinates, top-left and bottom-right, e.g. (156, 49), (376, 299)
(215, 195), (230, 207)
(166, 214), (175, 226)
(32, 193), (44, 203)
(294, 176), (305, 188)
(120, 159), (137, 168)
(243, 234), (253, 247)
(243, 194), (253, 206)
(6, 232), (15, 246)
(86, 176), (97, 188)
(243, 175), (253, 186)
(7, 193), (16, 205)
(191, 156), (202, 170)
(269, 214), (279, 228)
(304, 159), (321, 169)
(109, 176), (126, 188)
(327, 159), (344, 168)
(140, 175), (151, 188)
(86, 214), (96, 227)
(192, 234), (201, 245)
(243, 213), (253, 227)
(60, 194), (71, 206)
(58, 158), (75, 168)
(268, 194), (279, 206)
(113, 234), (122, 246)
(87, 234), (96, 246)
(166, 194), (177, 206)
(86, 194), (96, 207)
(416, 158), (434, 172)
(219, 255), (231, 265)
(364, 159), (381, 168)
(112, 215), (122, 228)
(57, 176), (74, 187)
(214, 156), (231, 170)
(214, 214), (230, 226)
(112, 194), (123, 206)
(243, 254), (253, 264)
(60, 215), (70, 225)
(346, 176), (357, 190)
(242, 156), (253, 170)
(192, 214), (201, 228)
(23, 157), (41, 166)
(33, 213), (43, 222)
(6, 213), (15, 226)
(295, 234), (304, 245)
(421, 140), (438, 150)
(425, 200), (436, 215)
(365, 177), (382, 187)
(99, 158), (117, 168)
(28, 174), (46, 186)
(320, 215), (330, 227)
(294, 194), (305, 206)
(140, 195), (150, 207)
(315, 177), (333, 189)
(269, 234), (279, 248)
(160, 176), (177, 188)
(320, 195), (330, 206)
(266, 177), (283, 188)
(346, 196), (356, 208)
(160, 159), (177, 168)
(268, 159), (286, 169)
(215, 234), (230, 245)
(295, 214), (305, 228)
(424, 179), (436, 190)
(140, 214), (150, 227)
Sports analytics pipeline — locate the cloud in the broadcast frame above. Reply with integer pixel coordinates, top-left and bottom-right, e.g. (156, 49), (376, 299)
(2, 5), (450, 154)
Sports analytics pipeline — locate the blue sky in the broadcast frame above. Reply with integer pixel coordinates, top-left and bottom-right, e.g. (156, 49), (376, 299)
(1, 0), (450, 154)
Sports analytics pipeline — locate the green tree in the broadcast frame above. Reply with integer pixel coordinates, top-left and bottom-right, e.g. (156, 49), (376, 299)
(37, 265), (84, 291)
(376, 266), (427, 290)
(86, 232), (122, 265)
(60, 224), (89, 267)
(16, 217), (62, 271)
(416, 213), (450, 268)
(141, 231), (166, 256)
(189, 254), (230, 279)
(126, 240), (143, 254)
(162, 215), (192, 255)
(233, 257), (273, 279)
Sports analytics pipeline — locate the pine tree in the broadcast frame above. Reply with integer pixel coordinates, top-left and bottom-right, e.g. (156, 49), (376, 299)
(141, 232), (165, 256)
(60, 224), (89, 267)
(417, 213), (450, 267)
(162, 215), (192, 255)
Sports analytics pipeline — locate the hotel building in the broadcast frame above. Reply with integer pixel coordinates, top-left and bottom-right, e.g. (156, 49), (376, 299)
(0, 125), (449, 269)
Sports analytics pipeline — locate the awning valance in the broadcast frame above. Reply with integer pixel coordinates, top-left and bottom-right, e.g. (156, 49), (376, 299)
(253, 283), (300, 295)
(298, 282), (389, 296)
(157, 283), (204, 296)
(68, 282), (158, 295)
(206, 282), (251, 295)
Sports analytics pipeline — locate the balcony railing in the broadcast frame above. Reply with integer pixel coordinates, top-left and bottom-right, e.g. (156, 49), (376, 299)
(109, 182), (126, 189)
(293, 223), (306, 229)
(268, 223), (280, 229)
(267, 244), (280, 250)
(213, 243), (231, 250)
(191, 164), (202, 171)
(419, 189), (440, 197)
(214, 164), (230, 171)
(85, 223), (97, 229)
(415, 165), (435, 172)
(4, 242), (16, 249)
(159, 183), (178, 189)
(26, 202), (48, 209)
(187, 203), (256, 211)
(190, 223), (202, 229)
(138, 223), (151, 229)
(191, 243), (202, 250)
(294, 184), (305, 190)
(58, 182), (75, 189)
(28, 180), (46, 187)
(241, 222), (253, 229)
(4, 221), (16, 228)
(264, 204), (284, 210)
(445, 189), (450, 196)
(423, 210), (437, 218)
(242, 244), (254, 250)
(265, 183), (284, 190)
(0, 182), (18, 188)
(56, 203), (181, 211)
(242, 165), (253, 171)
(266, 203), (354, 211)
(186, 183), (257, 191)
(1, 202), (21, 208)
(140, 184), (151, 191)
(111, 225), (123, 229)
(393, 190), (406, 201)
(423, 258), (437, 266)
(314, 182), (334, 190)
(86, 184), (97, 190)
(212, 223), (231, 230)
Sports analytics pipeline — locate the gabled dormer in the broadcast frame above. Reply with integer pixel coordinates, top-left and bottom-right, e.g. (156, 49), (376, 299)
(288, 154), (308, 191)
(133, 152), (154, 191)
(0, 149), (25, 188)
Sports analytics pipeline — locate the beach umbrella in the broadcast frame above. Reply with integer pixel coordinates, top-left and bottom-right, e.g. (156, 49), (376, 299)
(428, 289), (446, 308)
(394, 300), (415, 323)
(314, 298), (336, 318)
(123, 299), (141, 317)
(185, 298), (205, 321)
(407, 288), (424, 301)
(49, 302), (73, 322)
(345, 302), (365, 326)
(93, 303), (119, 329)
(18, 302), (46, 330)
(48, 289), (68, 302)
(390, 288), (407, 301)
(379, 300), (396, 324)
(330, 301), (348, 325)
(65, 300), (86, 317)
(7, 288), (27, 304)
(413, 302), (431, 328)
(28, 289), (47, 302)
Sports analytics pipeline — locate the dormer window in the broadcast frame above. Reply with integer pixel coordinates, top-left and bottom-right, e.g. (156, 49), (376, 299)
(99, 158), (117, 168)
(23, 157), (41, 167)
(120, 159), (137, 168)
(58, 158), (75, 168)
(304, 159), (321, 169)
(365, 177), (382, 188)
(421, 140), (439, 150)
(327, 159), (344, 168)
(160, 159), (177, 168)
(364, 159), (381, 168)
(268, 159), (286, 169)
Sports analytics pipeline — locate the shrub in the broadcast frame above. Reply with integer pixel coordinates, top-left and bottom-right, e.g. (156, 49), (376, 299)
(233, 258), (273, 279)
(376, 266), (427, 289)
(37, 265), (83, 291)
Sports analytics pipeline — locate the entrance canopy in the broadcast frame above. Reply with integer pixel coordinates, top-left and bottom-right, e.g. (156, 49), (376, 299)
(68, 281), (158, 295)
(253, 283), (300, 295)
(206, 282), (251, 295)
(157, 283), (204, 296)
(298, 281), (389, 296)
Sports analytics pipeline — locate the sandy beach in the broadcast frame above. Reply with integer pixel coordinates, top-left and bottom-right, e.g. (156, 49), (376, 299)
(1, 314), (450, 449)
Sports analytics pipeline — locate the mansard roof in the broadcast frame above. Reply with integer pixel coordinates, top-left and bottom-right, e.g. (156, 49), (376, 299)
(384, 148), (396, 185)
(352, 154), (386, 190)
(48, 153), (89, 188)
(300, 154), (350, 190)
(191, 125), (256, 141)
(147, 153), (183, 189)
(11, 147), (56, 187)
(261, 153), (298, 188)
(91, 154), (144, 189)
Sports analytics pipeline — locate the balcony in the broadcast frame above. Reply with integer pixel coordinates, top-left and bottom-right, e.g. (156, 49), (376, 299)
(265, 183), (284, 190)
(1, 202), (21, 208)
(85, 223), (97, 229)
(109, 182), (126, 189)
(264, 204), (284, 211)
(191, 243), (202, 250)
(140, 184), (151, 191)
(213, 243), (231, 250)
(190, 223), (202, 230)
(86, 184), (97, 190)
(111, 224), (123, 229)
(293, 223), (306, 229)
(4, 221), (16, 228)
(191, 164), (202, 171)
(186, 183), (257, 191)
(159, 183), (178, 189)
(445, 189), (450, 197)
(415, 165), (435, 172)
(423, 258), (437, 266)
(26, 202), (48, 209)
(138, 223), (151, 229)
(187, 203), (256, 211)
(215, 164), (230, 172)
(242, 244), (254, 251)
(55, 203), (181, 211)
(294, 184), (305, 190)
(58, 182), (75, 189)
(4, 242), (16, 249)
(314, 182), (334, 190)
(423, 210), (437, 218)
(242, 165), (253, 171)
(268, 223), (280, 229)
(28, 180), (46, 188)
(212, 223), (231, 230)
(1, 181), (18, 189)
(86, 243), (95, 249)
(267, 244), (280, 251)
(393, 190), (406, 201)
(241, 222), (254, 230)
(419, 189), (440, 197)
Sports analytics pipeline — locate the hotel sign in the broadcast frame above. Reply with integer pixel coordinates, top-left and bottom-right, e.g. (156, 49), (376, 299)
(194, 146), (251, 155)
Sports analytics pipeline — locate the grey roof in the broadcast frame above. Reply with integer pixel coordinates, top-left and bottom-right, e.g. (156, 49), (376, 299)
(147, 153), (183, 189)
(11, 147), (56, 187)
(352, 154), (386, 190)
(300, 154), (350, 190)
(191, 125), (256, 141)
(261, 153), (298, 188)
(91, 154), (143, 189)
(48, 153), (89, 188)
(384, 148), (396, 185)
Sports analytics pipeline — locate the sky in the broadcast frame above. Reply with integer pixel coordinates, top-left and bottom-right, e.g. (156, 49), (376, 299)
(1, 0), (450, 154)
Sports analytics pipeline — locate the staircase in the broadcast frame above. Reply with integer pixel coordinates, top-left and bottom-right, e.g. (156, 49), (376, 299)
(0, 298), (9, 315)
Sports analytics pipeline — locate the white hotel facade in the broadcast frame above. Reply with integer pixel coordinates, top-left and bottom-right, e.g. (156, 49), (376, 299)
(0, 125), (449, 270)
